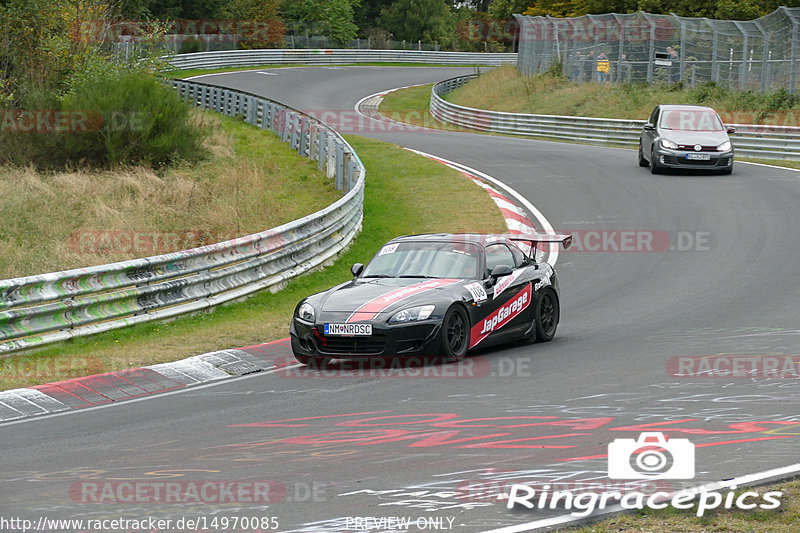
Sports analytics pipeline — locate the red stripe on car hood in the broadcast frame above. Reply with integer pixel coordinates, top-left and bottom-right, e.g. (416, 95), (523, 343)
(347, 279), (463, 322)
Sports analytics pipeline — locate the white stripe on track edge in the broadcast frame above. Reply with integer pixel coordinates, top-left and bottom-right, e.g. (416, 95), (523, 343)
(404, 148), (562, 267)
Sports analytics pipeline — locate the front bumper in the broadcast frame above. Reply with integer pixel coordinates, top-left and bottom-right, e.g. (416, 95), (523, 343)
(653, 148), (733, 170)
(290, 317), (443, 358)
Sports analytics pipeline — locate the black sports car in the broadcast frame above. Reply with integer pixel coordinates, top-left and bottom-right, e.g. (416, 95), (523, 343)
(290, 232), (572, 366)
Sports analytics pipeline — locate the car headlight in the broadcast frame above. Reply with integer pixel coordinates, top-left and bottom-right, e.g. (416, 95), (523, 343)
(717, 141), (732, 152)
(661, 139), (679, 150)
(388, 305), (435, 324)
(297, 302), (315, 322)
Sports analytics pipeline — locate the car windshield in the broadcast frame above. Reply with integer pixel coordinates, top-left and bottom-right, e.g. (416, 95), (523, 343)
(361, 241), (481, 279)
(659, 109), (724, 131)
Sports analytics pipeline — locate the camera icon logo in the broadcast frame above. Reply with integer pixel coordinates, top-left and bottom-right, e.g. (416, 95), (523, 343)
(608, 432), (695, 479)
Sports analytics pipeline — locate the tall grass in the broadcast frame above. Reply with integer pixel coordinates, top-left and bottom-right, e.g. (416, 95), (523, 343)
(0, 111), (340, 278)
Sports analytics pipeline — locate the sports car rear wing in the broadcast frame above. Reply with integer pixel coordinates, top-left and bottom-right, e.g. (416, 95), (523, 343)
(509, 233), (573, 257)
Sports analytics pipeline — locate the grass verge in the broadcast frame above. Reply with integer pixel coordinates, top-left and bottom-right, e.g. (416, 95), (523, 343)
(0, 110), (340, 278)
(379, 79), (800, 172)
(572, 479), (800, 532)
(0, 136), (507, 390)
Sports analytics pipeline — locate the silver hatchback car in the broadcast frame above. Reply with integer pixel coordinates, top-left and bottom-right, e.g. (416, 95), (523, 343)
(638, 105), (735, 175)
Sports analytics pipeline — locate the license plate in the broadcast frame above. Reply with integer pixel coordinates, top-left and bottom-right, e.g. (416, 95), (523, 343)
(686, 153), (711, 160)
(324, 323), (372, 336)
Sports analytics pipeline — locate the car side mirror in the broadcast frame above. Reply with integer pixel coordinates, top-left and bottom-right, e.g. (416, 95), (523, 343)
(490, 264), (512, 280)
(351, 263), (364, 277)
(726, 126), (736, 134)
(643, 123), (655, 131)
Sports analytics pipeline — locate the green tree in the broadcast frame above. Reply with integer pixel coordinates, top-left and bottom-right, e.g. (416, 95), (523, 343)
(488, 0), (532, 20)
(354, 0), (393, 32)
(380, 0), (455, 46)
(221, 0), (285, 47)
(522, 0), (589, 17)
(281, 0), (359, 45)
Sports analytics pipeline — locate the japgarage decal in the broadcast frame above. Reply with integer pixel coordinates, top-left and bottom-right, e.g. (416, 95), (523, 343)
(470, 283), (531, 348)
(347, 279), (462, 322)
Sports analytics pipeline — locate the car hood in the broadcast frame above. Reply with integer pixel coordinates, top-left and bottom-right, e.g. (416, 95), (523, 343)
(318, 277), (465, 319)
(660, 130), (729, 146)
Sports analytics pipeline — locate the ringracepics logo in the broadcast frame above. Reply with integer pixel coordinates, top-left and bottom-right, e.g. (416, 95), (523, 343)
(505, 432), (783, 517)
(608, 432), (694, 479)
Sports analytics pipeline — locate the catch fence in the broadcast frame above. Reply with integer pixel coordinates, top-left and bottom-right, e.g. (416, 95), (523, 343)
(515, 7), (800, 92)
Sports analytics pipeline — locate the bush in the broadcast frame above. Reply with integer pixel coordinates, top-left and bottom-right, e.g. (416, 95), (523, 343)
(57, 70), (208, 168)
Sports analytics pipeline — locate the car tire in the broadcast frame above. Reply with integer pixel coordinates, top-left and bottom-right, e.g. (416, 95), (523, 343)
(440, 305), (469, 362)
(650, 147), (661, 174)
(719, 165), (733, 175)
(534, 289), (559, 342)
(638, 144), (649, 167)
(294, 352), (330, 367)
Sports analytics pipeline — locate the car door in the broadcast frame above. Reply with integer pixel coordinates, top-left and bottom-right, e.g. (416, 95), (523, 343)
(469, 243), (533, 348)
(642, 106), (660, 158)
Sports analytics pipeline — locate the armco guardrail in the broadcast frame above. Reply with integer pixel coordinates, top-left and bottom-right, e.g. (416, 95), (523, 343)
(0, 80), (365, 355)
(430, 74), (800, 161)
(169, 49), (516, 70)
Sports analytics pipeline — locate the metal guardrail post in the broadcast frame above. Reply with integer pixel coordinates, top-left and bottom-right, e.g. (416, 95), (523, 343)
(308, 122), (318, 160)
(299, 116), (309, 156)
(281, 110), (291, 142)
(327, 135), (336, 180)
(318, 130), (327, 172)
(343, 152), (352, 191)
(289, 113), (299, 149)
(335, 142), (344, 191)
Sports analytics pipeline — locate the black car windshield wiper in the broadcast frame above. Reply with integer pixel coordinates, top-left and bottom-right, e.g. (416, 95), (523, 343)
(361, 274), (394, 278)
(398, 275), (435, 278)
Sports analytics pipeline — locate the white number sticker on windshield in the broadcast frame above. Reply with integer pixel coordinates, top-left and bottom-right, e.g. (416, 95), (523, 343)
(379, 243), (399, 255)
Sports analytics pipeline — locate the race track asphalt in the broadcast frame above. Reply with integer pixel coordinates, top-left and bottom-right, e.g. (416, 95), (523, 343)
(2, 66), (800, 532)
